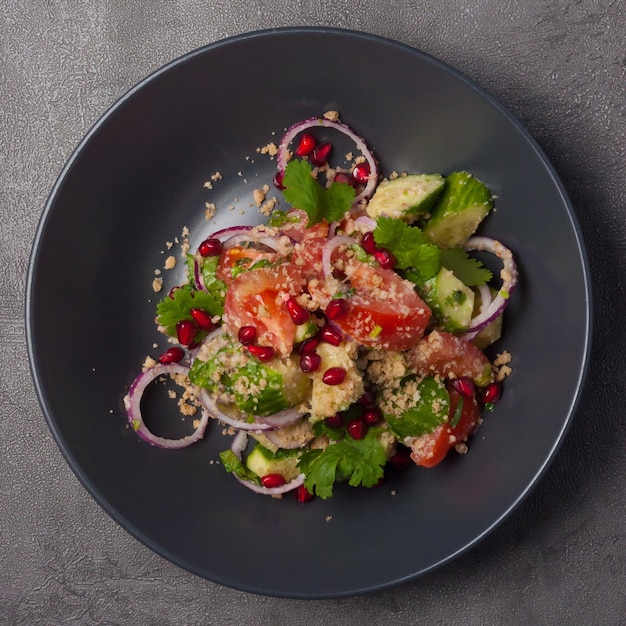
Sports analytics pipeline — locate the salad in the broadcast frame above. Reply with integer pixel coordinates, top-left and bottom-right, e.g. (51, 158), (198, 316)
(124, 112), (517, 502)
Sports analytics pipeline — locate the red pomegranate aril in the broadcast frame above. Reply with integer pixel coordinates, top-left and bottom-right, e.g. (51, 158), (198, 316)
(319, 325), (342, 346)
(261, 473), (286, 488)
(198, 237), (222, 257)
(347, 418), (367, 440)
(334, 171), (354, 186)
(190, 307), (213, 330)
(360, 231), (377, 255)
(322, 367), (347, 386)
(389, 449), (413, 470)
(285, 296), (310, 325)
(362, 407), (381, 426)
(300, 353), (321, 373)
(248, 344), (275, 362)
(176, 319), (198, 347)
(311, 142), (332, 166)
(325, 298), (349, 321)
(358, 391), (375, 406)
(299, 337), (320, 354)
(481, 382), (502, 404)
(295, 484), (314, 503)
(352, 162), (371, 185)
(273, 171), (285, 190)
(324, 413), (344, 429)
(295, 132), (317, 157)
(451, 376), (475, 398)
(238, 325), (257, 345)
(158, 346), (185, 364)
(374, 248), (395, 269)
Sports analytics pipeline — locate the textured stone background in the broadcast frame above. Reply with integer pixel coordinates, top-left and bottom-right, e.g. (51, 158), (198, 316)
(2, 2), (625, 624)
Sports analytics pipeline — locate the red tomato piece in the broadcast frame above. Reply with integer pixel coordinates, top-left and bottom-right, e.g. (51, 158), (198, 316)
(223, 264), (306, 357)
(332, 262), (431, 350)
(409, 386), (481, 468)
(277, 210), (330, 242)
(215, 244), (281, 285)
(407, 330), (493, 385)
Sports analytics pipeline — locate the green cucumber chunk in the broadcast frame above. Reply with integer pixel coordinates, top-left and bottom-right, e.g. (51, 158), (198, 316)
(424, 171), (493, 248)
(245, 444), (302, 481)
(366, 174), (445, 223)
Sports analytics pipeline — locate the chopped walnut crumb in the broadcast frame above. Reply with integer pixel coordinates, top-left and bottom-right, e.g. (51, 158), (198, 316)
(455, 443), (469, 455)
(152, 277), (163, 292)
(259, 142), (278, 157)
(211, 171), (223, 181)
(205, 202), (216, 220)
(253, 187), (266, 207)
(164, 255), (176, 270)
(324, 110), (340, 122)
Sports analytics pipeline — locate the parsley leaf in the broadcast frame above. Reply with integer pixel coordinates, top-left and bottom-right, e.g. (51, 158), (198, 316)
(297, 427), (387, 499)
(282, 159), (355, 226)
(156, 284), (224, 337)
(218, 450), (261, 484)
(373, 216), (441, 282)
(440, 248), (492, 286)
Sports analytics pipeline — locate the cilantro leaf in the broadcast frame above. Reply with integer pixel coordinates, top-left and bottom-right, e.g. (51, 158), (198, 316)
(373, 216), (441, 282)
(297, 428), (387, 499)
(156, 284), (223, 337)
(218, 450), (261, 484)
(440, 248), (492, 286)
(282, 159), (355, 226)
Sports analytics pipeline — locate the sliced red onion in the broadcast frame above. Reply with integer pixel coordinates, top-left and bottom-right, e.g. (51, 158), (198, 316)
(193, 254), (206, 291)
(277, 117), (379, 204)
(123, 363), (210, 449)
(322, 235), (358, 279)
(461, 237), (518, 338)
(199, 389), (275, 432)
(229, 432), (306, 495)
(255, 406), (306, 428)
(353, 215), (376, 231)
(208, 225), (253, 240)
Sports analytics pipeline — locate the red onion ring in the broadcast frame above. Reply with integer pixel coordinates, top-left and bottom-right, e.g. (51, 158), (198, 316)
(123, 363), (210, 449)
(461, 237), (518, 338)
(255, 406), (306, 428)
(353, 215), (376, 231)
(193, 254), (206, 291)
(322, 235), (358, 279)
(277, 117), (378, 204)
(199, 389), (275, 432)
(208, 225), (253, 240)
(229, 432), (305, 496)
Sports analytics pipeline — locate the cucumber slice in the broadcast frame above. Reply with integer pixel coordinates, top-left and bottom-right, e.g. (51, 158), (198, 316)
(424, 171), (493, 248)
(366, 174), (445, 223)
(294, 318), (318, 344)
(471, 287), (503, 349)
(419, 267), (475, 332)
(246, 444), (302, 481)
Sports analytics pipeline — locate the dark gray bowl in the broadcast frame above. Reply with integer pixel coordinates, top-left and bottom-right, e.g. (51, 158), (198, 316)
(26, 28), (591, 598)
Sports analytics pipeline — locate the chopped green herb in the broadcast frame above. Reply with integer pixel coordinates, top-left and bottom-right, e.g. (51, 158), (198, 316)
(156, 284), (223, 337)
(219, 450), (261, 484)
(440, 247), (492, 286)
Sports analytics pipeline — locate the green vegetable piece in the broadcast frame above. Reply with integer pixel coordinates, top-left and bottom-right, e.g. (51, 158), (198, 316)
(439, 247), (492, 286)
(246, 444), (302, 482)
(424, 171), (494, 249)
(382, 376), (450, 440)
(219, 449), (261, 484)
(297, 427), (387, 499)
(366, 173), (445, 223)
(155, 284), (223, 337)
(282, 158), (355, 226)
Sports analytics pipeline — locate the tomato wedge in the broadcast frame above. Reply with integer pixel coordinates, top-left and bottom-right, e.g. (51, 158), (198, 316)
(407, 330), (493, 385)
(223, 264), (306, 356)
(409, 386), (481, 468)
(216, 244), (281, 285)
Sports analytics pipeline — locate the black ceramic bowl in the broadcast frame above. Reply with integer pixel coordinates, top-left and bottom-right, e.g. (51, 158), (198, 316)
(26, 28), (591, 598)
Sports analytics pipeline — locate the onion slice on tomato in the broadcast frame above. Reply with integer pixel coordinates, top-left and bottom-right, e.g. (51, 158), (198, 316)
(321, 235), (358, 279)
(277, 117), (379, 205)
(462, 237), (518, 338)
(229, 432), (306, 496)
(123, 363), (210, 449)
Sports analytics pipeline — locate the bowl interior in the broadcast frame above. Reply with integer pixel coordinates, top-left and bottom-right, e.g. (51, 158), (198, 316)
(27, 28), (590, 598)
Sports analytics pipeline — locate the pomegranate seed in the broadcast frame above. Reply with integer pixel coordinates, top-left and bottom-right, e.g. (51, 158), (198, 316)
(322, 367), (347, 386)
(285, 296), (309, 325)
(238, 326), (257, 345)
(334, 171), (354, 186)
(358, 391), (375, 406)
(311, 142), (332, 166)
(295, 132), (317, 157)
(295, 484), (314, 503)
(325, 298), (349, 321)
(300, 353), (321, 373)
(374, 248), (395, 269)
(347, 419), (367, 440)
(319, 325), (342, 346)
(299, 337), (320, 354)
(248, 344), (275, 362)
(481, 382), (501, 404)
(352, 162), (371, 185)
(451, 376), (475, 398)
(158, 346), (185, 364)
(190, 308), (213, 330)
(360, 232), (377, 255)
(198, 238), (222, 257)
(273, 171), (285, 190)
(389, 449), (413, 470)
(362, 407), (381, 425)
(324, 413), (344, 429)
(176, 320), (198, 346)
(261, 473), (286, 488)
